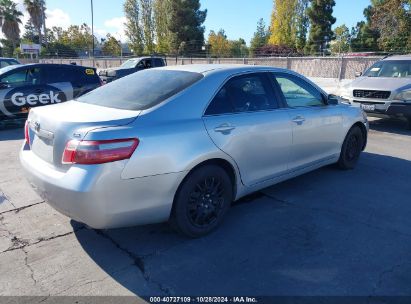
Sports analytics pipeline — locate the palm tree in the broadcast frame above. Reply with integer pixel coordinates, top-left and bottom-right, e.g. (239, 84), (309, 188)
(0, 0), (23, 50)
(24, 0), (46, 45)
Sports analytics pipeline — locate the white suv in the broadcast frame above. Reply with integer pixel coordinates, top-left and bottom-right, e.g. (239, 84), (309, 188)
(340, 55), (411, 128)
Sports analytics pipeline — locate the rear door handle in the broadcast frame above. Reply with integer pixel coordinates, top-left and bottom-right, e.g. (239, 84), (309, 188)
(292, 116), (306, 124)
(214, 123), (236, 134)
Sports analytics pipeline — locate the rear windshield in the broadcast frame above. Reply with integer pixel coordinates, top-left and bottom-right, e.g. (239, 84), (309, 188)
(76, 69), (204, 110)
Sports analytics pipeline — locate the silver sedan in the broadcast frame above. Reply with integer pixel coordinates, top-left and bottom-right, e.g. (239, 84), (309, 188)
(20, 65), (368, 237)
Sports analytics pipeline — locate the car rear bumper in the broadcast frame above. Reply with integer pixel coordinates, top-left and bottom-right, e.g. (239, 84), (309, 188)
(20, 146), (186, 229)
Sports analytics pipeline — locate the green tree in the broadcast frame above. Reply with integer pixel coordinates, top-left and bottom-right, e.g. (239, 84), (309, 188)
(294, 0), (309, 51)
(153, 0), (171, 53)
(330, 24), (350, 54)
(46, 26), (64, 44)
(370, 0), (411, 52)
(269, 0), (297, 47)
(41, 42), (77, 58)
(306, 0), (336, 55)
(0, 0), (23, 50)
(22, 20), (39, 43)
(250, 18), (270, 56)
(59, 23), (95, 54)
(208, 29), (231, 57)
(350, 6), (380, 52)
(140, 0), (155, 53)
(230, 38), (249, 57)
(124, 0), (144, 55)
(101, 34), (121, 56)
(168, 0), (207, 55)
(23, 0), (46, 46)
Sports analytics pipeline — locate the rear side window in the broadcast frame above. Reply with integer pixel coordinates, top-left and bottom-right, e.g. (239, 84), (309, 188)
(153, 58), (165, 67)
(45, 66), (76, 83)
(76, 69), (204, 110)
(205, 73), (278, 115)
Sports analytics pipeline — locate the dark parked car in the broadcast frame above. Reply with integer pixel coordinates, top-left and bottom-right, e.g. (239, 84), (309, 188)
(98, 56), (166, 83)
(0, 57), (20, 68)
(0, 63), (101, 121)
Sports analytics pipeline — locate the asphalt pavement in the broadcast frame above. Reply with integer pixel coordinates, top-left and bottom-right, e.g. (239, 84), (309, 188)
(0, 117), (410, 299)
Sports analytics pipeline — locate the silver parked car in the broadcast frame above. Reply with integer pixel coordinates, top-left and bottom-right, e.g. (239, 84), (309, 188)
(20, 65), (368, 237)
(340, 55), (411, 128)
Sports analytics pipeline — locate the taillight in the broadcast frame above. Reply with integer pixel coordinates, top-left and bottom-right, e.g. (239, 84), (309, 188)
(62, 138), (139, 165)
(24, 120), (30, 145)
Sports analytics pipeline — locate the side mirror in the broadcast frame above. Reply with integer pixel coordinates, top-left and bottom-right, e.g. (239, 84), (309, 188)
(327, 94), (339, 105)
(355, 71), (363, 77)
(0, 82), (9, 89)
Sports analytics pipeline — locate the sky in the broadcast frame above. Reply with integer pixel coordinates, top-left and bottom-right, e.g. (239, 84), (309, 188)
(11, 0), (371, 45)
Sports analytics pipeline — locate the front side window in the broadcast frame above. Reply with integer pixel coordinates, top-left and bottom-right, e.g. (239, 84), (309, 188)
(0, 67), (41, 86)
(137, 59), (152, 69)
(274, 74), (324, 108)
(364, 60), (411, 78)
(76, 69), (204, 110)
(205, 73), (278, 115)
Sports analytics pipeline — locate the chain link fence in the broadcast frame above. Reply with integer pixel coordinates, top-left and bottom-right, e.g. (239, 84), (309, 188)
(36, 56), (383, 79)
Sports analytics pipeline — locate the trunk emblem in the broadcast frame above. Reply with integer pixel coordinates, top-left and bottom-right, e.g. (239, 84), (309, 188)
(33, 121), (40, 132)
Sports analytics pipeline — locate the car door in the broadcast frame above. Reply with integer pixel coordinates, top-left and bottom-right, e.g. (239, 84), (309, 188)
(0, 66), (44, 118)
(203, 72), (292, 186)
(272, 73), (343, 171)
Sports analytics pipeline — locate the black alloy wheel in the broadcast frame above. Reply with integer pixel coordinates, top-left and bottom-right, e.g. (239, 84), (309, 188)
(338, 126), (364, 170)
(171, 165), (233, 238)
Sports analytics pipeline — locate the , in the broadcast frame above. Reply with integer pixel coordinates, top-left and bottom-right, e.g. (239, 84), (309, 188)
(340, 55), (411, 129)
(20, 65), (368, 237)
(0, 63), (101, 121)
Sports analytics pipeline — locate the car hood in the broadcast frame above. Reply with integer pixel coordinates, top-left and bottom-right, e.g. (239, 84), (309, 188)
(349, 77), (411, 91)
(99, 67), (134, 76)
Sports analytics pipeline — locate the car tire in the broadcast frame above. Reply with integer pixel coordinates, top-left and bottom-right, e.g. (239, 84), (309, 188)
(170, 165), (233, 238)
(338, 126), (364, 170)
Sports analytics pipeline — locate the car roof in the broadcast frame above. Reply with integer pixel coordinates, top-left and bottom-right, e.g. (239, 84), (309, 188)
(382, 55), (411, 61)
(124, 56), (163, 60)
(3, 63), (94, 70)
(158, 64), (294, 76)
(0, 63), (95, 76)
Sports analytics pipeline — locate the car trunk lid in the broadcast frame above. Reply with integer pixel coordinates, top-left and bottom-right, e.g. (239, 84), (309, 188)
(27, 100), (140, 167)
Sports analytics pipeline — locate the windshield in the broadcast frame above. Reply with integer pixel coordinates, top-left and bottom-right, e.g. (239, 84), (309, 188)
(120, 59), (139, 69)
(364, 60), (411, 78)
(76, 69), (204, 110)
